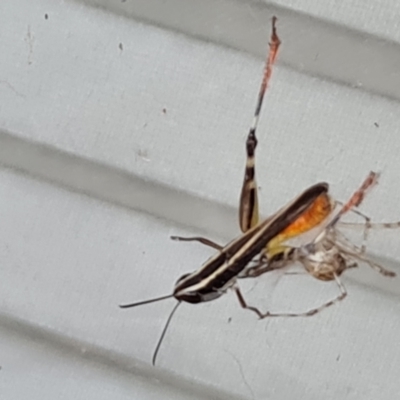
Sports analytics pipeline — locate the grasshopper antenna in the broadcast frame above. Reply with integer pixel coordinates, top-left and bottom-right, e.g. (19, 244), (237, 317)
(152, 301), (181, 365)
(119, 294), (174, 308)
(119, 294), (181, 365)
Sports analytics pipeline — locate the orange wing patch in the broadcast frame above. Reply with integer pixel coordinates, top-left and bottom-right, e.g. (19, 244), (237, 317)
(273, 192), (333, 244)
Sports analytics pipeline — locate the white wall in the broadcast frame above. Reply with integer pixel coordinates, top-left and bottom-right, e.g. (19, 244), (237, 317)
(1, 1), (400, 399)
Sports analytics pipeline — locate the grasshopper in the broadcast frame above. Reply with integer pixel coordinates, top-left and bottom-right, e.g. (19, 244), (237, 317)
(120, 17), (334, 364)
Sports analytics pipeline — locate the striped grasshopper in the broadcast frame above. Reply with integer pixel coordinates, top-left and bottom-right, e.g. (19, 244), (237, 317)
(120, 17), (335, 364)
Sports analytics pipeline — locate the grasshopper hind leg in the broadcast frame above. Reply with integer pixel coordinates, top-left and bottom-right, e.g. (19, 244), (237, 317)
(239, 17), (281, 233)
(239, 131), (259, 233)
(172, 19), (281, 250)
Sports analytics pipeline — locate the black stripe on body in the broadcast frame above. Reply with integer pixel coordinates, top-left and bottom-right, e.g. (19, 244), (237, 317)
(175, 182), (328, 301)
